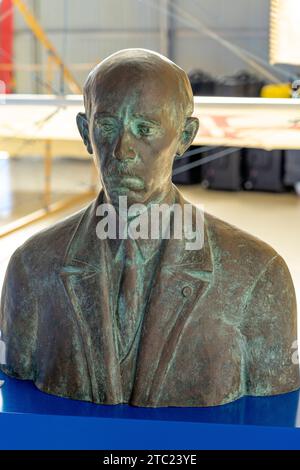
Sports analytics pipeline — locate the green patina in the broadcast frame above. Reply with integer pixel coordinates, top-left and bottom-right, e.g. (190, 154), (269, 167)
(0, 49), (299, 407)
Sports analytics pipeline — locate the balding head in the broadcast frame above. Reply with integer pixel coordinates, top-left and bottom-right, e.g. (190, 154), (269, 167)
(83, 48), (194, 124)
(77, 48), (199, 207)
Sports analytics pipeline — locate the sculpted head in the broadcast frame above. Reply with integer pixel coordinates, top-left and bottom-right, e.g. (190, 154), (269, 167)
(77, 48), (199, 206)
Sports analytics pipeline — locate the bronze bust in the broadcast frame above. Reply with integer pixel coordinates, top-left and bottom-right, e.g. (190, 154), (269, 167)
(0, 49), (299, 407)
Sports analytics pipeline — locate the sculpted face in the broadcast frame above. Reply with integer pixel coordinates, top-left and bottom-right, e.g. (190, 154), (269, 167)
(77, 50), (199, 207)
(90, 71), (181, 206)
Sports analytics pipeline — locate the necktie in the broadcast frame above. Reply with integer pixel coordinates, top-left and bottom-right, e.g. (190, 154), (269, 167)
(116, 238), (144, 362)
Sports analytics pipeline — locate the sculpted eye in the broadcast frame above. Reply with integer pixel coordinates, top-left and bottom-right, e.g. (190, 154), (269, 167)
(95, 117), (118, 134)
(138, 125), (152, 136)
(132, 117), (164, 139)
(101, 123), (115, 132)
(134, 120), (163, 138)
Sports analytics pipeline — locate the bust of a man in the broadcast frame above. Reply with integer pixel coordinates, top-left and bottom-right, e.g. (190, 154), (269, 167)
(0, 49), (299, 407)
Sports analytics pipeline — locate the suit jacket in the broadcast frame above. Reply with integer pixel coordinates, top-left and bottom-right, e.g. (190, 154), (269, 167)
(0, 188), (299, 407)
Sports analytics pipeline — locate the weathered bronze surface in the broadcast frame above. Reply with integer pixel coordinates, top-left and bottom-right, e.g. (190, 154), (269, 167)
(0, 49), (299, 407)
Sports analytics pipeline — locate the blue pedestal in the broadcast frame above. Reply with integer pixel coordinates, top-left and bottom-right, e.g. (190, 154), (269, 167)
(1, 371), (300, 449)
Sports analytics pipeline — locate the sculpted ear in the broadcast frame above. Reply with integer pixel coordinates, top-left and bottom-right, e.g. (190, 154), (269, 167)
(76, 112), (93, 154)
(176, 117), (199, 157)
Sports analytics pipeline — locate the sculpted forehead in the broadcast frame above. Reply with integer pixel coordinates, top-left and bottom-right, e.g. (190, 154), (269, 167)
(84, 49), (193, 118)
(92, 69), (177, 116)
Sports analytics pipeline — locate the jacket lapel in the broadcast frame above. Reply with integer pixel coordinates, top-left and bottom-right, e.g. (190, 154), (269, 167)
(132, 195), (214, 405)
(59, 195), (122, 404)
(58, 188), (214, 406)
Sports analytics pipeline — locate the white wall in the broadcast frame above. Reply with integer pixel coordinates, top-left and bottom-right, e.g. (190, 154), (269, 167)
(13, 0), (274, 93)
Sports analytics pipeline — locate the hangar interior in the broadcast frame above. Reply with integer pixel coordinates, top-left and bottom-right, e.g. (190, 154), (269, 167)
(0, 0), (300, 338)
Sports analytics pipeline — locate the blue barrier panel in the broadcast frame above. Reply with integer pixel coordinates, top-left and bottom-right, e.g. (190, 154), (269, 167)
(1, 371), (300, 449)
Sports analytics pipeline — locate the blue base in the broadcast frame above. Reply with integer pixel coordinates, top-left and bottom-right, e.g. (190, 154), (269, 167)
(1, 371), (300, 449)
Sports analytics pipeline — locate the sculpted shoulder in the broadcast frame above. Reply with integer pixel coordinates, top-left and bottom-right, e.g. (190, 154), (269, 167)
(178, 191), (278, 275)
(9, 205), (88, 273)
(204, 211), (279, 275)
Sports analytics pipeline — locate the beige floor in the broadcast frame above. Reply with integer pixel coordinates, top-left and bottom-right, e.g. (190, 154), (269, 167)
(0, 158), (300, 337)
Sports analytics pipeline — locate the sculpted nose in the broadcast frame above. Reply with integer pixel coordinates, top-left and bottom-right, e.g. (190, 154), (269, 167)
(114, 130), (136, 160)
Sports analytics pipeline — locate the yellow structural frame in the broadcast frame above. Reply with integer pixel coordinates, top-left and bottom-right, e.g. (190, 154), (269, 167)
(12, 0), (81, 94)
(0, 1), (93, 238)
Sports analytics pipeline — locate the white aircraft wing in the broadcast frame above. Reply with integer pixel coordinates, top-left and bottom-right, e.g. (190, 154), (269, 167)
(1, 94), (300, 155)
(193, 97), (300, 150)
(0, 94), (86, 157)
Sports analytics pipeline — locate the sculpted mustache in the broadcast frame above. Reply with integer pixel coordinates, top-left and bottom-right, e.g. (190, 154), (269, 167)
(107, 161), (140, 177)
